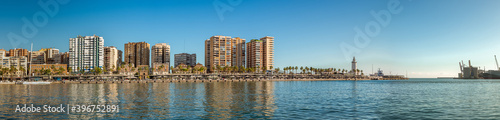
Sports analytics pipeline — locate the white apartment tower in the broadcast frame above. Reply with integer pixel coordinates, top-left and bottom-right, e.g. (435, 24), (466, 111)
(104, 46), (118, 70)
(69, 35), (104, 72)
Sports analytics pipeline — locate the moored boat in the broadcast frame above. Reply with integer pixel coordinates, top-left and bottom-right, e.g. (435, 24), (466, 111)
(21, 81), (51, 84)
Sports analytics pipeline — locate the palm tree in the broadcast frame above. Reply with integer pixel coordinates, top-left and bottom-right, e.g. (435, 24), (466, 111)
(170, 66), (174, 73)
(262, 66), (267, 73)
(58, 67), (65, 75)
(256, 66), (260, 73)
(102, 66), (107, 74)
(10, 66), (17, 78)
(0, 68), (7, 81)
(51, 65), (56, 71)
(239, 65), (244, 73)
(19, 67), (26, 76)
(68, 67), (72, 75)
(84, 66), (89, 74)
(300, 66), (303, 74)
(116, 66), (121, 73)
(159, 65), (165, 72)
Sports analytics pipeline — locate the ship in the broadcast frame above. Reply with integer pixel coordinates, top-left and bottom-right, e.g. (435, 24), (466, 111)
(369, 68), (384, 80)
(480, 55), (500, 79)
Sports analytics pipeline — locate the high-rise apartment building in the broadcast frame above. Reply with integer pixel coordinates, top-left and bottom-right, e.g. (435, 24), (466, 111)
(124, 42), (150, 67)
(261, 36), (274, 71)
(205, 36), (245, 72)
(151, 43), (170, 68)
(247, 36), (274, 71)
(69, 35), (104, 72)
(232, 37), (246, 67)
(174, 53), (196, 67)
(104, 46), (118, 70)
(246, 39), (263, 70)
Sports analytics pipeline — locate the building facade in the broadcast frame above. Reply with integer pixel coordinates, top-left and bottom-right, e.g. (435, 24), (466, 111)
(151, 43), (170, 68)
(6, 56), (28, 76)
(261, 36), (274, 71)
(30, 51), (46, 64)
(205, 36), (246, 72)
(104, 46), (119, 71)
(8, 48), (28, 57)
(174, 53), (196, 67)
(0, 50), (8, 68)
(31, 64), (68, 75)
(246, 39), (264, 70)
(232, 37), (246, 68)
(0, 49), (7, 56)
(69, 35), (104, 72)
(246, 36), (274, 71)
(124, 42), (150, 68)
(52, 52), (69, 64)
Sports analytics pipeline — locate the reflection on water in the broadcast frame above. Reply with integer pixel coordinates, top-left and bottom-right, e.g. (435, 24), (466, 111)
(0, 81), (276, 119)
(3, 79), (500, 119)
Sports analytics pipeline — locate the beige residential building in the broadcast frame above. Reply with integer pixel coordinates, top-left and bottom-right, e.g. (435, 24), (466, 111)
(247, 36), (274, 71)
(9, 56), (28, 76)
(124, 42), (150, 67)
(39, 48), (59, 59)
(151, 43), (170, 69)
(261, 36), (274, 71)
(205, 36), (245, 72)
(0, 51), (8, 68)
(246, 39), (264, 70)
(0, 49), (6, 56)
(104, 46), (119, 71)
(8, 48), (28, 57)
(30, 51), (46, 64)
(232, 37), (246, 67)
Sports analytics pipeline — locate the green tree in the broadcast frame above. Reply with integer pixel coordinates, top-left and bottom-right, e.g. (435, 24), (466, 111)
(58, 67), (64, 75)
(170, 66), (174, 73)
(116, 66), (121, 72)
(94, 67), (102, 75)
(68, 67), (72, 74)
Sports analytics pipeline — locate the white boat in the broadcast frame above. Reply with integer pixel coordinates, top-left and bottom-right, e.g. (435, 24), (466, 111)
(21, 81), (51, 84)
(0, 82), (16, 84)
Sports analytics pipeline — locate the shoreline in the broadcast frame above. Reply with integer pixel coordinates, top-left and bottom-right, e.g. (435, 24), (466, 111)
(0, 78), (409, 84)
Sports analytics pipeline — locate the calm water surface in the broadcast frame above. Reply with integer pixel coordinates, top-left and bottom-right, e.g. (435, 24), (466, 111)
(1, 78), (500, 119)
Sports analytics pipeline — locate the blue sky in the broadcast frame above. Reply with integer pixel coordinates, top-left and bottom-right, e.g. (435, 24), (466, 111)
(1, 0), (500, 78)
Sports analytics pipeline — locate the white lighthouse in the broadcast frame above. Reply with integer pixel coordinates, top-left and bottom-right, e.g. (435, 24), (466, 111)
(352, 57), (357, 75)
